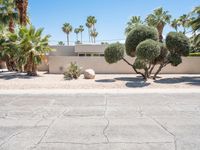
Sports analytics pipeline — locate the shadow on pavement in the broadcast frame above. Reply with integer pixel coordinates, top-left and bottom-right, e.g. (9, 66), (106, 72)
(154, 76), (200, 86)
(0, 72), (40, 80)
(95, 79), (116, 83)
(115, 77), (150, 88)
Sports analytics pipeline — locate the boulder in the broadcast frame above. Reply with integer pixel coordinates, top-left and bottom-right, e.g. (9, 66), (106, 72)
(84, 69), (95, 79)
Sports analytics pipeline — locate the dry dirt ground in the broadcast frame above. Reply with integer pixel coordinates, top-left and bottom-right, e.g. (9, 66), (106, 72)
(0, 71), (199, 89)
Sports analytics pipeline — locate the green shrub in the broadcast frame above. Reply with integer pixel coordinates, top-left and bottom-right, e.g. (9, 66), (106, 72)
(64, 62), (81, 80)
(166, 32), (190, 56)
(125, 25), (159, 57)
(169, 53), (182, 66)
(133, 58), (147, 69)
(189, 52), (200, 57)
(104, 43), (124, 64)
(136, 39), (161, 61)
(154, 43), (169, 64)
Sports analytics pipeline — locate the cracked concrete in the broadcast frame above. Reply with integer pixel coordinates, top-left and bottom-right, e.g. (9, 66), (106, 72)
(0, 92), (200, 150)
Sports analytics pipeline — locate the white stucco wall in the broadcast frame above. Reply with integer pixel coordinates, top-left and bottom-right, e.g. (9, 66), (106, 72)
(47, 56), (200, 74)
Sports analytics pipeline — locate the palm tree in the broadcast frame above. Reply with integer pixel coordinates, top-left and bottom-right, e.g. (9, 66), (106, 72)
(58, 41), (65, 46)
(90, 29), (98, 43)
(86, 22), (92, 42)
(125, 16), (143, 35)
(146, 7), (171, 42)
(178, 14), (191, 34)
(190, 6), (200, 49)
(171, 19), (180, 32)
(5, 26), (52, 75)
(190, 6), (200, 33)
(86, 16), (97, 43)
(15, 0), (28, 26)
(87, 16), (97, 31)
(79, 25), (84, 43)
(0, 0), (18, 33)
(62, 23), (73, 46)
(74, 28), (80, 43)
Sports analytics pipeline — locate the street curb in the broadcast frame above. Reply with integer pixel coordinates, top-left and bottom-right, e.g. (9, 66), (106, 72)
(0, 88), (200, 95)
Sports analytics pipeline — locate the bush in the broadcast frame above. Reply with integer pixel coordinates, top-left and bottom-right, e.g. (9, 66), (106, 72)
(166, 32), (190, 56)
(189, 52), (200, 57)
(136, 39), (161, 61)
(64, 62), (81, 80)
(104, 43), (124, 64)
(125, 25), (159, 57)
(154, 43), (169, 64)
(133, 58), (147, 69)
(169, 53), (182, 66)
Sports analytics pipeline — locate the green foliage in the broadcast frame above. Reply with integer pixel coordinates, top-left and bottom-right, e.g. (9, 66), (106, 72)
(189, 52), (200, 57)
(1, 25), (52, 74)
(133, 58), (147, 69)
(169, 53), (182, 66)
(64, 62), (81, 80)
(104, 43), (124, 64)
(125, 25), (159, 57)
(125, 16), (143, 35)
(136, 39), (161, 61)
(166, 32), (190, 56)
(154, 43), (169, 64)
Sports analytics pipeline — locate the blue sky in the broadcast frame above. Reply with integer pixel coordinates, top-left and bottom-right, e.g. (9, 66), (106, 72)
(29, 0), (199, 45)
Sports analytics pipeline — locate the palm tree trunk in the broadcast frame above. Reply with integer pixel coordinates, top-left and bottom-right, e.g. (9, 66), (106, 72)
(88, 29), (90, 42)
(81, 32), (82, 43)
(157, 23), (164, 42)
(9, 18), (14, 33)
(67, 34), (69, 46)
(31, 63), (37, 76)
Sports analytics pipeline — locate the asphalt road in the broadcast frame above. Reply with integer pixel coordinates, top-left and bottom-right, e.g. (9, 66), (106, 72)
(0, 92), (200, 150)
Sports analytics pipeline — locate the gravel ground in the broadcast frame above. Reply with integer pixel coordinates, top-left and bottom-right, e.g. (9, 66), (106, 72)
(0, 71), (199, 89)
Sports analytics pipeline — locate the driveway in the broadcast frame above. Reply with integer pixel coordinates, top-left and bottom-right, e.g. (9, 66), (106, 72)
(0, 90), (200, 150)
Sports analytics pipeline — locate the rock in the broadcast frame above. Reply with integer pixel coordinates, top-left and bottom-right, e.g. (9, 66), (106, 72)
(84, 69), (95, 79)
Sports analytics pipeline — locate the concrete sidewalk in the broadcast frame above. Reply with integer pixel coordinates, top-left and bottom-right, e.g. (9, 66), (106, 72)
(0, 91), (200, 150)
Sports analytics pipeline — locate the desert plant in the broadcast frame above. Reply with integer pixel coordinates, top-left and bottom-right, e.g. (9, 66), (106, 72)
(64, 62), (81, 80)
(104, 25), (190, 80)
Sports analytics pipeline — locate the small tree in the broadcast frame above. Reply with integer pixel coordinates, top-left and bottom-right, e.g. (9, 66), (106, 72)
(104, 25), (190, 80)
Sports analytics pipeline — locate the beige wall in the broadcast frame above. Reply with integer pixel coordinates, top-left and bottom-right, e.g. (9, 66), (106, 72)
(48, 56), (200, 74)
(75, 44), (108, 54)
(49, 46), (76, 56)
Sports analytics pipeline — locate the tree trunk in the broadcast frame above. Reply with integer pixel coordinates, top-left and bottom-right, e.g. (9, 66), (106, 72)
(9, 18), (15, 33)
(67, 34), (69, 46)
(153, 64), (163, 80)
(81, 32), (82, 43)
(157, 23), (164, 42)
(31, 63), (37, 76)
(16, 0), (28, 26)
(88, 29), (90, 42)
(26, 53), (33, 76)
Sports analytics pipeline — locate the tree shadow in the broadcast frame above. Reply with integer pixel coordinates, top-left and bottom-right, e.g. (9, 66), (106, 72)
(95, 79), (116, 83)
(0, 72), (41, 80)
(115, 77), (150, 88)
(154, 76), (200, 86)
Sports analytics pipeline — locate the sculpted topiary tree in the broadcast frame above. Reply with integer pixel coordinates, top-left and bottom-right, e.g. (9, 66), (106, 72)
(104, 25), (190, 80)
